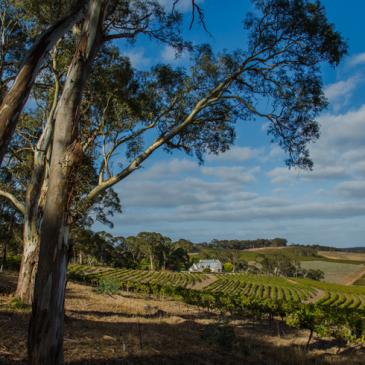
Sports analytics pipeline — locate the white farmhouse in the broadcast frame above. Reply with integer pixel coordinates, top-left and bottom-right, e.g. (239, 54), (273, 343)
(189, 259), (223, 273)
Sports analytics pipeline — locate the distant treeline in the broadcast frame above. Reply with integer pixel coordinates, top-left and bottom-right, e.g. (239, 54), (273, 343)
(291, 244), (365, 253)
(197, 238), (288, 250)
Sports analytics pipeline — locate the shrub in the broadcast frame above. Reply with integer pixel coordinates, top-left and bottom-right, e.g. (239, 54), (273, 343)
(9, 297), (29, 310)
(305, 269), (324, 281)
(223, 262), (234, 272)
(96, 278), (121, 295)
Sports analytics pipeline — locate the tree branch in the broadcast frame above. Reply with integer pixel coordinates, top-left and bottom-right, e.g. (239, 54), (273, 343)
(0, 189), (25, 215)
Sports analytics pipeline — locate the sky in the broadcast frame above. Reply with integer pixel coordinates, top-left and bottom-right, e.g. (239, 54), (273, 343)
(96, 0), (365, 247)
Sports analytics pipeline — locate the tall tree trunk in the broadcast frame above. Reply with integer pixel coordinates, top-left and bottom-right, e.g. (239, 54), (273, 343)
(15, 53), (60, 304)
(149, 253), (155, 271)
(0, 0), (88, 164)
(28, 2), (106, 364)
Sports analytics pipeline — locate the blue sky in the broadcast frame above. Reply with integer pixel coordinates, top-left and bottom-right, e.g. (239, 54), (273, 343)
(97, 0), (365, 247)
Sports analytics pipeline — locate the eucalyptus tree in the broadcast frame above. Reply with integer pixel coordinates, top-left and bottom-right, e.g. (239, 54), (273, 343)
(0, 0), (90, 164)
(27, 2), (186, 363)
(28, 0), (347, 363)
(136, 232), (173, 270)
(0, 0), (186, 307)
(0, 42), (122, 304)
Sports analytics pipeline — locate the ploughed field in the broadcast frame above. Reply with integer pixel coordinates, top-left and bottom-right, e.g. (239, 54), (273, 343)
(69, 265), (365, 310)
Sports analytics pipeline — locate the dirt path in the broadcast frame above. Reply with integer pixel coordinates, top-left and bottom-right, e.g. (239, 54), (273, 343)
(188, 274), (217, 290)
(343, 265), (365, 286)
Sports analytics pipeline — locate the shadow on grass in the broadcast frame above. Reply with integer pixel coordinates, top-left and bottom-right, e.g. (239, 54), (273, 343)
(3, 310), (364, 365)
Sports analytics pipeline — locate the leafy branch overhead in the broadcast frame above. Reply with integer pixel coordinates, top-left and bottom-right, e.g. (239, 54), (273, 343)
(82, 0), (346, 214)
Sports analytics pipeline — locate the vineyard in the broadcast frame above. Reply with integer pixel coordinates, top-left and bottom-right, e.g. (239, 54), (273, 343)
(69, 265), (365, 311)
(296, 278), (365, 310)
(205, 274), (365, 310)
(46, 265), (365, 347)
(68, 264), (208, 288)
(205, 273), (316, 303)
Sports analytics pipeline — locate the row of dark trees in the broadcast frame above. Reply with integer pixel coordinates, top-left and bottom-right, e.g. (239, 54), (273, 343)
(70, 230), (191, 271)
(0, 0), (347, 363)
(198, 237), (288, 250)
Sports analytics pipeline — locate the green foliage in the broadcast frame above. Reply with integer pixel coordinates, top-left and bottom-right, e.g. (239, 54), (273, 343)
(70, 230), (191, 272)
(205, 238), (287, 250)
(95, 278), (121, 295)
(69, 264), (208, 289)
(9, 297), (30, 310)
(223, 262), (234, 273)
(260, 254), (302, 277)
(305, 269), (324, 281)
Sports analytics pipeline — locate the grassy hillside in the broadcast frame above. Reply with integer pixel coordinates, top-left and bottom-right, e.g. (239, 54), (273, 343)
(194, 246), (365, 265)
(300, 261), (365, 285)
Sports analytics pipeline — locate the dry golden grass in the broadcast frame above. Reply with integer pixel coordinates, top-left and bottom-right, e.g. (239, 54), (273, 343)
(318, 251), (365, 263)
(1, 271), (365, 365)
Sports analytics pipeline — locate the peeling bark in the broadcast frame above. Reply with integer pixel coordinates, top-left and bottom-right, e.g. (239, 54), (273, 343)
(28, 1), (107, 363)
(15, 230), (39, 304)
(15, 53), (60, 305)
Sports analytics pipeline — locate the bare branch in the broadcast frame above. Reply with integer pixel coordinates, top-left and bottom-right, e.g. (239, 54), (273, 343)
(0, 188), (25, 215)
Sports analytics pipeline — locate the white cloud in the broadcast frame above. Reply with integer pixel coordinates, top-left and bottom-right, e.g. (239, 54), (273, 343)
(348, 52), (365, 67)
(268, 103), (365, 184)
(139, 158), (197, 179)
(324, 75), (360, 103)
(124, 49), (150, 68)
(201, 166), (257, 184)
(336, 180), (365, 198)
(161, 45), (189, 64)
(115, 198), (365, 225)
(268, 165), (348, 184)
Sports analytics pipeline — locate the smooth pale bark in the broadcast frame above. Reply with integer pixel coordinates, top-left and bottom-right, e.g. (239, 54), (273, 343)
(0, 0), (88, 164)
(149, 254), (155, 271)
(28, 1), (106, 364)
(15, 60), (60, 304)
(15, 226), (39, 303)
